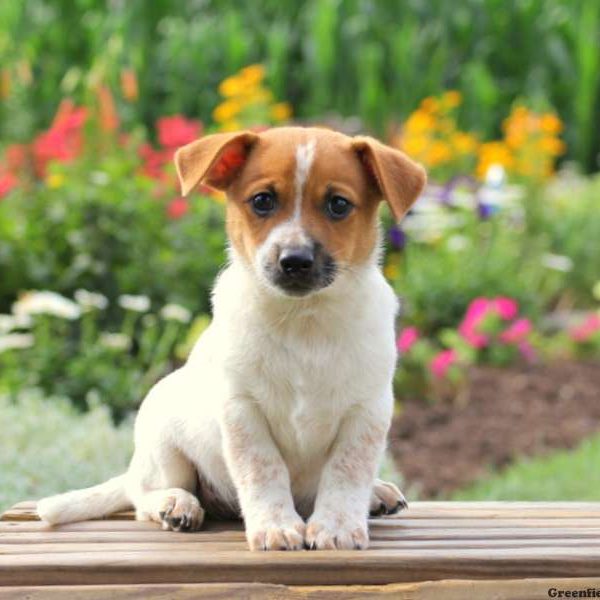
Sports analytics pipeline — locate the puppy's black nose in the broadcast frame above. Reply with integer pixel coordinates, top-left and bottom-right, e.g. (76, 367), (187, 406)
(279, 247), (314, 277)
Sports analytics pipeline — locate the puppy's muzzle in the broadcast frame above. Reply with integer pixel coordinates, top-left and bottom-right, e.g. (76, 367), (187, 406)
(272, 243), (336, 296)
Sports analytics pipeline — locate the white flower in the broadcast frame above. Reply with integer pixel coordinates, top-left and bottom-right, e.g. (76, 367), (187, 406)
(118, 294), (151, 313)
(90, 171), (109, 186)
(74, 289), (109, 311)
(0, 333), (34, 354)
(541, 253), (573, 273)
(12, 291), (81, 320)
(446, 235), (469, 252)
(0, 314), (33, 334)
(99, 332), (131, 351)
(160, 303), (192, 323)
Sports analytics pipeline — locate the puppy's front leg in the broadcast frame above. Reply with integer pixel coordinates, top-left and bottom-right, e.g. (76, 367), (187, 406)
(306, 406), (388, 550)
(222, 398), (305, 551)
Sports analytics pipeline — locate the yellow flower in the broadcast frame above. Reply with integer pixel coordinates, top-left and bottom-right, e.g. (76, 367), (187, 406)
(476, 142), (514, 179)
(384, 262), (399, 279)
(404, 109), (435, 134)
(402, 135), (429, 158)
(0, 68), (10, 99)
(218, 75), (245, 98)
(426, 140), (452, 166)
(239, 64), (265, 87)
(210, 190), (226, 204)
(538, 136), (566, 156)
(540, 113), (562, 134)
(244, 87), (273, 104)
(452, 132), (478, 155)
(219, 120), (242, 132)
(270, 102), (292, 122)
(212, 99), (241, 123)
(420, 96), (439, 113)
(46, 173), (65, 189)
(443, 90), (462, 108)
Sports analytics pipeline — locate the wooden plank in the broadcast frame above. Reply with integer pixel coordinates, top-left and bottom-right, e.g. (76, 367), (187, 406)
(5, 526), (600, 545)
(7, 516), (600, 536)
(1, 578), (599, 599)
(3, 537), (600, 556)
(8, 500), (600, 523)
(2, 547), (600, 586)
(7, 500), (600, 522)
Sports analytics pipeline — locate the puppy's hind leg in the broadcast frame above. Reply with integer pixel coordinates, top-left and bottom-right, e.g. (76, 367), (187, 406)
(127, 446), (205, 532)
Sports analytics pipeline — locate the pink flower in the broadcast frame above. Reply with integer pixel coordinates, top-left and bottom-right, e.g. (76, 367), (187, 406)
(397, 327), (419, 353)
(157, 115), (202, 148)
(459, 298), (491, 348)
(500, 318), (532, 344)
(167, 197), (189, 219)
(570, 313), (600, 343)
(429, 349), (458, 379)
(0, 172), (17, 199)
(494, 297), (519, 320)
(518, 340), (536, 362)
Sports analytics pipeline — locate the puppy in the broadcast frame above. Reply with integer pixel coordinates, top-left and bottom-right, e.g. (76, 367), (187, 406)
(38, 127), (426, 551)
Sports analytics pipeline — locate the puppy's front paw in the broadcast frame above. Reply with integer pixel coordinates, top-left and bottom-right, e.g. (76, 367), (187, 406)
(305, 514), (368, 550)
(369, 478), (408, 516)
(156, 490), (205, 532)
(246, 518), (305, 551)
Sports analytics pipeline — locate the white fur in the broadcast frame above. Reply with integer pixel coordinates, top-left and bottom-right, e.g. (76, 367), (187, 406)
(38, 254), (399, 549)
(37, 141), (401, 549)
(293, 139), (316, 221)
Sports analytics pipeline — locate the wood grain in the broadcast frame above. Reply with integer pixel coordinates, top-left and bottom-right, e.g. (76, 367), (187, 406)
(3, 501), (600, 590)
(0, 578), (599, 599)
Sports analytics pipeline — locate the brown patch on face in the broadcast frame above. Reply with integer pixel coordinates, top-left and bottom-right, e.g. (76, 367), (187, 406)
(224, 127), (381, 269)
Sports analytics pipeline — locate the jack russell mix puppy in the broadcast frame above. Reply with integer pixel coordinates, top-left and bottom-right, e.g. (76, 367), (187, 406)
(38, 127), (426, 551)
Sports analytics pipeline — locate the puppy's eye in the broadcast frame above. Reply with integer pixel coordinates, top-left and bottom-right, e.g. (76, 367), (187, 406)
(250, 191), (277, 217)
(326, 195), (353, 220)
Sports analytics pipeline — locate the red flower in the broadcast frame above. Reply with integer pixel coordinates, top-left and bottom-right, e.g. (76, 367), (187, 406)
(32, 101), (87, 176)
(167, 197), (189, 219)
(157, 115), (202, 148)
(138, 143), (173, 181)
(0, 172), (18, 199)
(5, 144), (27, 172)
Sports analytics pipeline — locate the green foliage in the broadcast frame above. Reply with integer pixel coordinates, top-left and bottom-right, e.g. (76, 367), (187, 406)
(0, 293), (199, 420)
(1, 1), (599, 169)
(0, 388), (132, 513)
(453, 433), (600, 501)
(0, 139), (226, 315)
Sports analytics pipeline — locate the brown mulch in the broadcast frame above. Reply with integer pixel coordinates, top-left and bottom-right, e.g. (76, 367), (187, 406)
(389, 361), (600, 498)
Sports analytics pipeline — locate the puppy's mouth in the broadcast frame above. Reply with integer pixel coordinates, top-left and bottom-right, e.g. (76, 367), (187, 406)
(263, 242), (337, 297)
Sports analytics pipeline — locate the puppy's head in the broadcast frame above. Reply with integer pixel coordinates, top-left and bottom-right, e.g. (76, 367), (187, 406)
(175, 127), (426, 297)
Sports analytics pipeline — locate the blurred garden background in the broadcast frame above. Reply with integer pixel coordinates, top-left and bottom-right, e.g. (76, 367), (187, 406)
(1, 0), (599, 511)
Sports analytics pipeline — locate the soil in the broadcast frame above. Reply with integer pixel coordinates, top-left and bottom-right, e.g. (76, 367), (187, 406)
(389, 361), (600, 498)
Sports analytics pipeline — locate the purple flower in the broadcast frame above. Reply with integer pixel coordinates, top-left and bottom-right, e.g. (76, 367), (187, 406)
(389, 225), (406, 250)
(478, 202), (495, 220)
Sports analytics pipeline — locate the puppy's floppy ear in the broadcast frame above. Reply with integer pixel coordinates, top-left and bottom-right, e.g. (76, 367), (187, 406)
(174, 131), (259, 196)
(352, 136), (427, 221)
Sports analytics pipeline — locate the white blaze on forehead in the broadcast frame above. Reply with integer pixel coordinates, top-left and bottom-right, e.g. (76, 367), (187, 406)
(293, 139), (316, 221)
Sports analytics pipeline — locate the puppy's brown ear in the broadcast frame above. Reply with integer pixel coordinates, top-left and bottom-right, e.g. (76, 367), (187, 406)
(174, 131), (259, 196)
(353, 136), (427, 221)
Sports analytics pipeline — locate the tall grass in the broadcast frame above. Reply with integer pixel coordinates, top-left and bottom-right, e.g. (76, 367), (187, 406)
(1, 0), (598, 170)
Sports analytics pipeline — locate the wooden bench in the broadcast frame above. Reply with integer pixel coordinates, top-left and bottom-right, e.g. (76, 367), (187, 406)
(2, 501), (600, 598)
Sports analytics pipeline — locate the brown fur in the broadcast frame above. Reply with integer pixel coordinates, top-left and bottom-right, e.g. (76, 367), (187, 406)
(175, 127), (426, 268)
